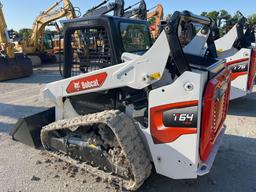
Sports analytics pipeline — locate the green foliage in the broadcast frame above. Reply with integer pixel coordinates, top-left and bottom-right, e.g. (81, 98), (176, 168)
(218, 10), (231, 27)
(248, 14), (256, 25)
(148, 16), (156, 26)
(207, 11), (219, 22)
(45, 29), (58, 37)
(18, 28), (32, 39)
(201, 12), (207, 17)
(200, 10), (256, 36)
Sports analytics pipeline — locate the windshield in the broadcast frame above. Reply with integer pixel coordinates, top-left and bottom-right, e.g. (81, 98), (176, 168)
(120, 22), (151, 52)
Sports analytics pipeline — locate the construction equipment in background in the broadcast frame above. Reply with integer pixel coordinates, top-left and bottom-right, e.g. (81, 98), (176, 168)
(16, 0), (78, 66)
(147, 4), (164, 40)
(49, 22), (62, 55)
(123, 2), (163, 40)
(83, 0), (124, 17)
(123, 0), (147, 20)
(0, 1), (32, 81)
(12, 11), (231, 191)
(214, 14), (256, 100)
(52, 0), (126, 56)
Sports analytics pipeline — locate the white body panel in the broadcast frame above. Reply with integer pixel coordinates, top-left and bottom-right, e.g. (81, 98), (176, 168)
(140, 71), (206, 178)
(183, 29), (209, 56)
(215, 25), (238, 52)
(218, 48), (252, 100)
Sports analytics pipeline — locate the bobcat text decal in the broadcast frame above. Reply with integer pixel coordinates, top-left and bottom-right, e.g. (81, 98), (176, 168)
(66, 72), (107, 94)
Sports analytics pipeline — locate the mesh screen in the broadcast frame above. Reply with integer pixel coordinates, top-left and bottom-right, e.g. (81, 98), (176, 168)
(70, 26), (112, 76)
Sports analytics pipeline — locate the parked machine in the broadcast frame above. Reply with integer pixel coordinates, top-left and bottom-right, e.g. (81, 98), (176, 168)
(123, 0), (147, 19)
(16, 0), (78, 66)
(12, 11), (231, 190)
(0, 1), (32, 81)
(215, 15), (256, 100)
(147, 4), (164, 40)
(84, 0), (124, 17)
(52, 0), (126, 56)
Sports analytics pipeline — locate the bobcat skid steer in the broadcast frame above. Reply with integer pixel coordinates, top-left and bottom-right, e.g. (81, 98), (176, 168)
(12, 11), (231, 190)
(214, 16), (256, 100)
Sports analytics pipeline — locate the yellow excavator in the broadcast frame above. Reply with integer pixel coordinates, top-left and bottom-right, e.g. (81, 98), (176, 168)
(0, 1), (32, 81)
(16, 0), (78, 66)
(147, 4), (164, 40)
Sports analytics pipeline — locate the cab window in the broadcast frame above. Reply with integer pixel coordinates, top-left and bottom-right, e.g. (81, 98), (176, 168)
(120, 22), (151, 52)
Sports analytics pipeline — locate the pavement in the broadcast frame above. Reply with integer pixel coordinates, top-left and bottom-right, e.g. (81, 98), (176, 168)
(0, 65), (255, 192)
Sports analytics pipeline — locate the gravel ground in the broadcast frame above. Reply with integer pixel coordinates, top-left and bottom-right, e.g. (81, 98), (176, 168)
(0, 66), (255, 192)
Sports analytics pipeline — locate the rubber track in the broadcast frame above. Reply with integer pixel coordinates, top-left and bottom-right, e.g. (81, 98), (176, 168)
(41, 110), (152, 191)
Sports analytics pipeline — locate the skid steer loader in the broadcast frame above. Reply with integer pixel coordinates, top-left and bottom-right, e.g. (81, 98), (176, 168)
(214, 15), (256, 100)
(12, 11), (231, 190)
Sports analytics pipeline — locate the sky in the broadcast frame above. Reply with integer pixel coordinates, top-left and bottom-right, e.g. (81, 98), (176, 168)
(1, 0), (256, 30)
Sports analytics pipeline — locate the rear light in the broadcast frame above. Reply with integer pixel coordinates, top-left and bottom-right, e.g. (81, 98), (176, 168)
(200, 69), (231, 161)
(247, 50), (256, 91)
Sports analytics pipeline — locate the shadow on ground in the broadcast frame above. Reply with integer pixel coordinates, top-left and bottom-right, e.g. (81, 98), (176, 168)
(0, 122), (15, 134)
(228, 92), (256, 117)
(0, 103), (49, 134)
(3, 65), (61, 84)
(138, 135), (256, 192)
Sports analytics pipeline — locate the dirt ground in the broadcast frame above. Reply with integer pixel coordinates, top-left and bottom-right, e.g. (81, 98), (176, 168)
(0, 66), (255, 192)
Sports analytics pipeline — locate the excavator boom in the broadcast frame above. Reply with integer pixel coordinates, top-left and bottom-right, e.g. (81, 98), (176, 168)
(17, 0), (77, 64)
(0, 1), (32, 81)
(147, 4), (164, 40)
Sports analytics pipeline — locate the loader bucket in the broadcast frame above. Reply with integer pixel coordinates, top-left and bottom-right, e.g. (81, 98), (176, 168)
(0, 53), (33, 81)
(10, 108), (55, 148)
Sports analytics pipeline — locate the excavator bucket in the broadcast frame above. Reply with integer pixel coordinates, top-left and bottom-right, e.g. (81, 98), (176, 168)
(0, 53), (33, 81)
(10, 108), (55, 148)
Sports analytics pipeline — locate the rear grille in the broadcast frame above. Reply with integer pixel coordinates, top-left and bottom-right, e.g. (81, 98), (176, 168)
(70, 27), (112, 77)
(210, 84), (229, 142)
(200, 68), (231, 161)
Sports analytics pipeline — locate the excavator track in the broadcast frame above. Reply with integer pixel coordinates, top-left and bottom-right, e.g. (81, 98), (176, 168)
(41, 110), (152, 191)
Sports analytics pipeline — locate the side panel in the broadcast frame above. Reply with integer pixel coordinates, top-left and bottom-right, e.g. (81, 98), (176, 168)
(215, 25), (238, 52)
(141, 71), (207, 179)
(230, 75), (248, 100)
(220, 48), (251, 100)
(183, 29), (209, 56)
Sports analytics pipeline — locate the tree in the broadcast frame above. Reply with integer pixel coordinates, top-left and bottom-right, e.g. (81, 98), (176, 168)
(18, 28), (32, 39)
(225, 11), (243, 32)
(218, 10), (231, 27)
(148, 16), (156, 26)
(248, 14), (256, 25)
(201, 12), (208, 17)
(207, 11), (219, 23)
(232, 11), (242, 23)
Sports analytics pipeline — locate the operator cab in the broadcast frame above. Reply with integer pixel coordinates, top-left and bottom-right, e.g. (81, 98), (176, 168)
(62, 15), (152, 78)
